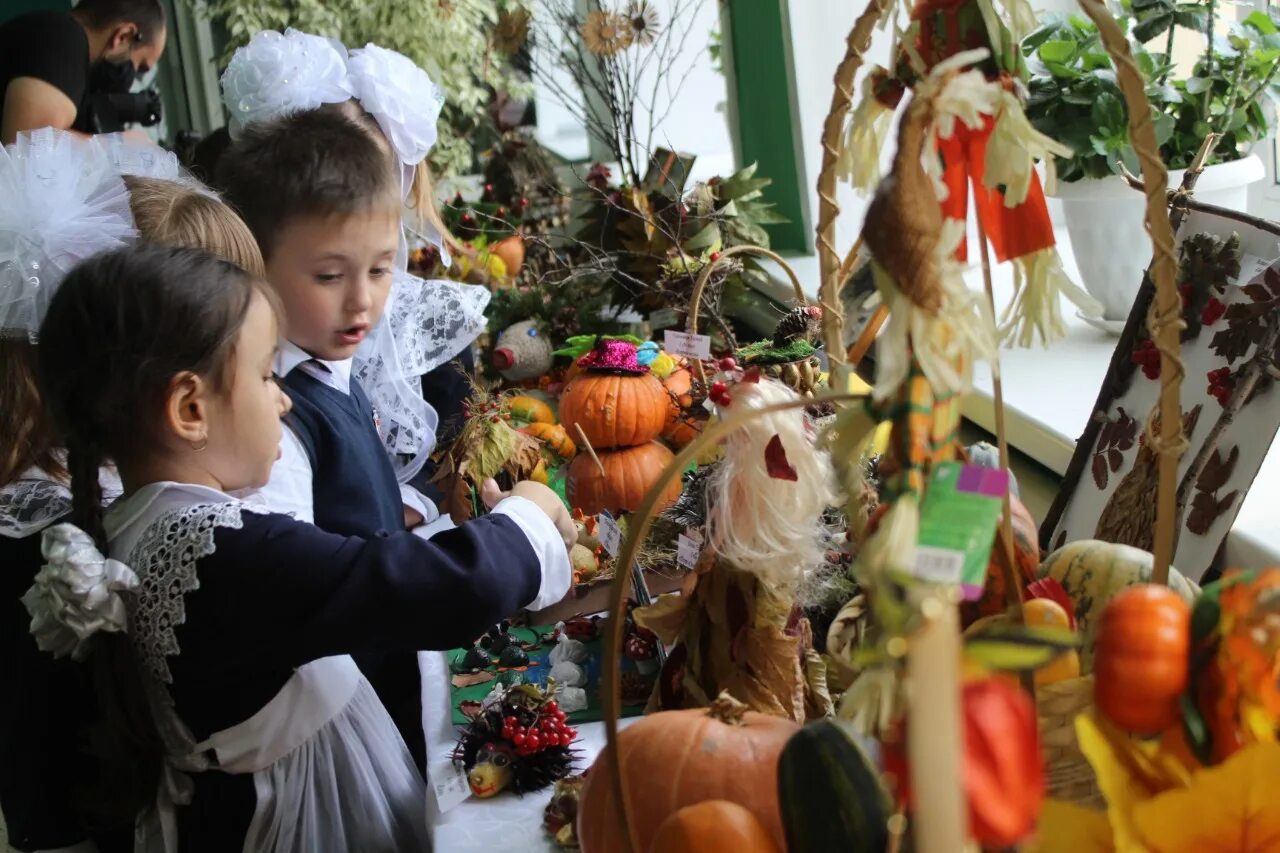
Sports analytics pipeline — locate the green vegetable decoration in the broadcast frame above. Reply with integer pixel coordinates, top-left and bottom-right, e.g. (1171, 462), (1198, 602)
(777, 720), (891, 853)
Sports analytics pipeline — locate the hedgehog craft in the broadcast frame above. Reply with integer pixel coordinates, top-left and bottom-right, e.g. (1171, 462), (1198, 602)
(454, 683), (579, 798)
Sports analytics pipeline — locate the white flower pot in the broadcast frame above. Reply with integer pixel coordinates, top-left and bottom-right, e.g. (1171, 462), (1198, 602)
(1051, 154), (1265, 321)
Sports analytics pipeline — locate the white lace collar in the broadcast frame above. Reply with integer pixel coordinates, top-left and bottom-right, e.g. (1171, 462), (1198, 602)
(1, 463), (124, 539)
(106, 482), (238, 558)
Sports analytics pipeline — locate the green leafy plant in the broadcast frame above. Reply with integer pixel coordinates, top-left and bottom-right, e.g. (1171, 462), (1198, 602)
(200, 0), (533, 175)
(1023, 5), (1280, 182)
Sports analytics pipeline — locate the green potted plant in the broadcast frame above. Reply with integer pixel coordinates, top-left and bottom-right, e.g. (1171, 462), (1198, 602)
(1023, 5), (1278, 325)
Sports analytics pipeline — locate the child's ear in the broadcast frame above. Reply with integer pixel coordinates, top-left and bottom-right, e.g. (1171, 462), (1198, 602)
(165, 371), (211, 449)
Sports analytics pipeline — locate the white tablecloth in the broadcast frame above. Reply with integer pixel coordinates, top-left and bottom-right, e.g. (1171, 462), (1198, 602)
(421, 651), (634, 852)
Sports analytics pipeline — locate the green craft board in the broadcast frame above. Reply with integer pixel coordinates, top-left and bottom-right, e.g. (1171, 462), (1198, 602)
(448, 624), (651, 726)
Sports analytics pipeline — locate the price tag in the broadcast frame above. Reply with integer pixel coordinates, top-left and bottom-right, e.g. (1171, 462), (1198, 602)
(597, 511), (622, 557)
(649, 307), (679, 330)
(910, 545), (965, 585)
(429, 760), (472, 813)
(663, 329), (712, 360)
(676, 529), (703, 569)
(1238, 253), (1274, 286)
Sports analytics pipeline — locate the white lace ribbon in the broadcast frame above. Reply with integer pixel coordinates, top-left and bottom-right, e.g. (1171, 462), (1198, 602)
(22, 523), (139, 661)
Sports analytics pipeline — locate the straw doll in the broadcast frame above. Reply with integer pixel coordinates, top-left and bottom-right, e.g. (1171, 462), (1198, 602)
(842, 0), (1100, 346)
(635, 376), (839, 722)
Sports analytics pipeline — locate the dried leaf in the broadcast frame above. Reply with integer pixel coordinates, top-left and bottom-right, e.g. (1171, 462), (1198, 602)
(1116, 413), (1137, 450)
(1099, 420), (1116, 449)
(1216, 489), (1240, 518)
(451, 671), (496, 689)
(1196, 445), (1239, 493)
(1266, 266), (1280, 297)
(1107, 447), (1124, 472)
(459, 700), (483, 719)
(1093, 452), (1109, 490)
(1243, 282), (1274, 303)
(765, 434), (798, 481)
(1187, 490), (1222, 536)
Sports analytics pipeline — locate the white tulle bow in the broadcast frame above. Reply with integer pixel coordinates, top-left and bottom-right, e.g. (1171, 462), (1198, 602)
(220, 28), (356, 139)
(23, 523), (139, 661)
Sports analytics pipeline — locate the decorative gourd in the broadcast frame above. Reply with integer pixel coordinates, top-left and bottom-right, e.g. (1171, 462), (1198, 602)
(960, 494), (1040, 627)
(1093, 584), (1191, 733)
(660, 367), (706, 449)
(649, 801), (780, 853)
(566, 441), (680, 516)
(1039, 540), (1199, 672)
(509, 395), (555, 425)
(1022, 599), (1080, 685)
(490, 233), (525, 277)
(577, 693), (798, 853)
(522, 422), (576, 459)
(560, 371), (668, 449)
(777, 721), (889, 853)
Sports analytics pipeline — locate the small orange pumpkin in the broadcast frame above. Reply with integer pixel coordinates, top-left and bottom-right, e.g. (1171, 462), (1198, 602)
(660, 367), (707, 449)
(560, 371), (668, 450)
(577, 694), (798, 853)
(522, 422), (576, 460)
(566, 441), (680, 516)
(508, 395), (554, 425)
(489, 233), (525, 277)
(961, 494), (1040, 627)
(1094, 584), (1191, 733)
(649, 801), (780, 853)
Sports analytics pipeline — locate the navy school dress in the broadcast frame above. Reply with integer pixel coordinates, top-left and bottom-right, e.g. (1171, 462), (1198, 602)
(281, 367), (430, 770)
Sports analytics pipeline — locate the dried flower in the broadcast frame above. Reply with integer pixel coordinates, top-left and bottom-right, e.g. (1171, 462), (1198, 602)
(581, 10), (633, 57)
(626, 1), (661, 46)
(494, 5), (532, 55)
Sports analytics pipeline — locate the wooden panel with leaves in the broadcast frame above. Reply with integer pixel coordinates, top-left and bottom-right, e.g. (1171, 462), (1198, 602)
(1042, 208), (1280, 581)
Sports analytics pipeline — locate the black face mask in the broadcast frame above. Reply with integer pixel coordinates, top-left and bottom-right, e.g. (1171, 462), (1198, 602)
(88, 55), (135, 95)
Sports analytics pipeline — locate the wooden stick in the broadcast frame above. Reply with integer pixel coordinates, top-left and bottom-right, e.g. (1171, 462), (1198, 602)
(905, 594), (968, 853)
(846, 304), (888, 371)
(573, 422), (606, 477)
(1079, 0), (1179, 585)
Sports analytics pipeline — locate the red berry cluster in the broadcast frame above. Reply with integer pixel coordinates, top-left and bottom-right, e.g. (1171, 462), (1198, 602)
(1207, 367), (1234, 406)
(1131, 339), (1161, 380)
(501, 702), (575, 757)
(1200, 297), (1227, 326)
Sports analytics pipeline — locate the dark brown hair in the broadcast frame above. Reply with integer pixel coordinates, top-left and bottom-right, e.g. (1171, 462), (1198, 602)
(36, 244), (274, 825)
(71, 0), (166, 43)
(216, 107), (402, 259)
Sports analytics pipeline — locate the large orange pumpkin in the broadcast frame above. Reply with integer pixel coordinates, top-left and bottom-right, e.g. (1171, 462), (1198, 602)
(960, 494), (1040, 627)
(661, 367), (707, 449)
(566, 441), (680, 516)
(577, 694), (798, 853)
(649, 801), (780, 853)
(1094, 584), (1191, 733)
(560, 371), (668, 450)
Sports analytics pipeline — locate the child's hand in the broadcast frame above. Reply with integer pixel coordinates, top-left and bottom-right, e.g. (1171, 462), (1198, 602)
(480, 479), (576, 551)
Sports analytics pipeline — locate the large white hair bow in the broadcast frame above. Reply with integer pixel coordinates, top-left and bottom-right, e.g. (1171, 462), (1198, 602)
(347, 43), (445, 170)
(0, 129), (137, 341)
(23, 524), (139, 661)
(220, 28), (356, 139)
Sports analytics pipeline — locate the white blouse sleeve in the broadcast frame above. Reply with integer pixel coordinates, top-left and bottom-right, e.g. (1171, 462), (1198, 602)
(487, 496), (572, 610)
(238, 425), (315, 524)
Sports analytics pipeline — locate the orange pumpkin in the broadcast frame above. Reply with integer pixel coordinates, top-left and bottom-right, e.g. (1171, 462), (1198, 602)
(661, 367), (707, 449)
(489, 233), (525, 277)
(560, 371), (668, 450)
(577, 695), (798, 853)
(508, 395), (554, 425)
(960, 494), (1040, 627)
(1094, 584), (1191, 733)
(566, 441), (680, 516)
(649, 801), (780, 853)
(522, 422), (576, 460)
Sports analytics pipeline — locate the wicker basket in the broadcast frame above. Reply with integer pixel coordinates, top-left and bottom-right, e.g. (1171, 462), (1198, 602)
(1036, 676), (1104, 807)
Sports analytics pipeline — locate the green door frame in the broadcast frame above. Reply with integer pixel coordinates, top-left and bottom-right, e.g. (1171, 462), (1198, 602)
(720, 0), (811, 254)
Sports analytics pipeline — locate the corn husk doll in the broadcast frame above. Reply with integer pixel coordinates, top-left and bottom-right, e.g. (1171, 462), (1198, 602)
(842, 0), (1101, 346)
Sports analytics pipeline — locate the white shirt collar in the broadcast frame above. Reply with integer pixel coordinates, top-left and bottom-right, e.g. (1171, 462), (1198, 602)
(275, 339), (353, 395)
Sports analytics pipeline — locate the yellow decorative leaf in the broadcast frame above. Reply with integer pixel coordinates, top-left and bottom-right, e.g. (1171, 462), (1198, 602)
(1131, 743), (1280, 852)
(633, 594), (689, 646)
(1076, 713), (1165, 853)
(1029, 800), (1115, 853)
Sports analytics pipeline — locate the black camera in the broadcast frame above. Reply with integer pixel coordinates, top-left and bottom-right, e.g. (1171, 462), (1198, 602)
(85, 87), (162, 133)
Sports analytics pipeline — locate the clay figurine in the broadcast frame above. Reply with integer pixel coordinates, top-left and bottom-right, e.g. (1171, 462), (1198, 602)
(451, 646), (493, 674)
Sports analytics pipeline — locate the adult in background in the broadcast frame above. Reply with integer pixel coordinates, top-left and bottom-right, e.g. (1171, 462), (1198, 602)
(0, 0), (166, 144)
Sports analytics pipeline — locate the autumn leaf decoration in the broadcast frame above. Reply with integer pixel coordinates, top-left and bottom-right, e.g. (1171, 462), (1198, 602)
(1177, 232), (1241, 343)
(1187, 445), (1240, 536)
(765, 434), (798, 481)
(1091, 408), (1137, 490)
(1211, 263), (1280, 366)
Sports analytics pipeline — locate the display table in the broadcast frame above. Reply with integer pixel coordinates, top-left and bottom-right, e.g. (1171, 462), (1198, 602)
(421, 651), (634, 851)
(763, 228), (1280, 573)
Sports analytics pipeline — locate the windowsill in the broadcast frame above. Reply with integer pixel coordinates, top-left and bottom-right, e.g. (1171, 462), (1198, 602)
(752, 227), (1280, 571)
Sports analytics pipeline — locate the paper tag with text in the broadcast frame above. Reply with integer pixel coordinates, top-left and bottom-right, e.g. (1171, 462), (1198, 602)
(649, 307), (679, 330)
(905, 463), (1007, 598)
(597, 511), (622, 557)
(663, 329), (712, 360)
(430, 760), (472, 813)
(1237, 253), (1273, 286)
(676, 529), (703, 570)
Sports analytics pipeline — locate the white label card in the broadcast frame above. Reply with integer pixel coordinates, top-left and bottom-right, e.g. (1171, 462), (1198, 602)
(430, 760), (472, 813)
(1237, 253), (1273, 285)
(677, 529), (703, 569)
(910, 545), (965, 585)
(649, 307), (679, 329)
(597, 511), (622, 557)
(663, 330), (712, 360)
